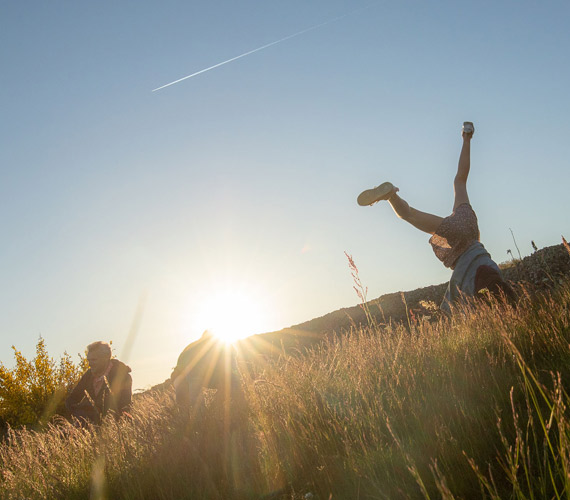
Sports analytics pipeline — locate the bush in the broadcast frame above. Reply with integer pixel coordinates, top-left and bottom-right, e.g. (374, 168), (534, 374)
(0, 338), (87, 429)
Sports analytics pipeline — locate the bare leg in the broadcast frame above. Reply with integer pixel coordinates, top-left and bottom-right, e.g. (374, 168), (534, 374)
(453, 127), (474, 211)
(387, 189), (443, 235)
(364, 123), (474, 233)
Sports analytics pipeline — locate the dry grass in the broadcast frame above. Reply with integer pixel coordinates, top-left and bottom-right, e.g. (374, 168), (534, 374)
(2, 282), (570, 499)
(246, 282), (570, 498)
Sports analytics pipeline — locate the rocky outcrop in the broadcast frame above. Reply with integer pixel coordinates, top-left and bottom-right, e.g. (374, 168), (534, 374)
(501, 243), (570, 290)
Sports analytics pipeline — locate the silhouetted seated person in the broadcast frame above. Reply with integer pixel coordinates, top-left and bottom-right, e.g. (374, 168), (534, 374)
(171, 330), (244, 415)
(172, 331), (260, 494)
(66, 341), (132, 424)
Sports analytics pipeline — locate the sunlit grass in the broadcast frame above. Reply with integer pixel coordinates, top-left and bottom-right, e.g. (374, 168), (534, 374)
(2, 280), (570, 498)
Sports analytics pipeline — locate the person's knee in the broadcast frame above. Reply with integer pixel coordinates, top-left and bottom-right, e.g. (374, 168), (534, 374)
(454, 176), (467, 190)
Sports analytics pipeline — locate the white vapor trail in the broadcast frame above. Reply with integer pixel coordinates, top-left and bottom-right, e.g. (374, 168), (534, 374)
(152, 5), (373, 92)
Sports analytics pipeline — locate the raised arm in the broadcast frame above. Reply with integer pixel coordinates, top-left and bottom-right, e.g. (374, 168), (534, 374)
(453, 124), (474, 211)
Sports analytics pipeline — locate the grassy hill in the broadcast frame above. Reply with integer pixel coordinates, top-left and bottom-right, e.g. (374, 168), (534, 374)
(242, 242), (570, 356)
(1, 243), (570, 499)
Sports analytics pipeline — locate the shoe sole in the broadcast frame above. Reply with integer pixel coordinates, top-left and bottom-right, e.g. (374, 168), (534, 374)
(357, 182), (394, 206)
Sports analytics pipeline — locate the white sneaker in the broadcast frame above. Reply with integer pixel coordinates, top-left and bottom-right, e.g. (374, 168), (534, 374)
(357, 181), (394, 206)
(462, 121), (475, 136)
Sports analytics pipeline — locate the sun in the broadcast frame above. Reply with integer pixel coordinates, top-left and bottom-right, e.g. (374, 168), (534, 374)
(193, 288), (273, 343)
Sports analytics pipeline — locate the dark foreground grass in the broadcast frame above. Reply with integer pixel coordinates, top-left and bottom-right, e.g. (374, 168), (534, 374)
(2, 283), (570, 499)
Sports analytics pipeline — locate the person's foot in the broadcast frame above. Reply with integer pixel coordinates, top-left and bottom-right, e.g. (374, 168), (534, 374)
(462, 121), (475, 138)
(357, 181), (396, 206)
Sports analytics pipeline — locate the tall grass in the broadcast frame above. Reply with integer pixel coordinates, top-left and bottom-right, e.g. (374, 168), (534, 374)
(247, 283), (570, 498)
(2, 282), (570, 498)
(0, 389), (262, 499)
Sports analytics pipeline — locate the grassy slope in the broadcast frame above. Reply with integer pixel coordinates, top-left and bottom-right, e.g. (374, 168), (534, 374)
(1, 244), (570, 499)
(241, 243), (570, 356)
(2, 280), (570, 499)
(247, 283), (570, 498)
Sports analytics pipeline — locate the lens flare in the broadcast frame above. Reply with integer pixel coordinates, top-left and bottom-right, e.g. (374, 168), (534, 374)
(192, 288), (272, 343)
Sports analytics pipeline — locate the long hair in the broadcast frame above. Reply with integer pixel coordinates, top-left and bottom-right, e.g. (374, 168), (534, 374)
(475, 265), (517, 305)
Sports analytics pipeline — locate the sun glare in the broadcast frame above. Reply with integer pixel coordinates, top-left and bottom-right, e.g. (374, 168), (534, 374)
(193, 288), (273, 343)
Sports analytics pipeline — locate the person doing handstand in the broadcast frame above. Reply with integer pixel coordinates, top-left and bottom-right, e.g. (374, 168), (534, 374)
(357, 122), (514, 313)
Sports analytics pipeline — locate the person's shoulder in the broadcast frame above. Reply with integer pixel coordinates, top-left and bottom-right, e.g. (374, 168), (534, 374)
(109, 358), (132, 375)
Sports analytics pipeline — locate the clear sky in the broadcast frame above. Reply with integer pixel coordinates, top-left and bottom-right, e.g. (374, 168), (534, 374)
(2, 1), (569, 390)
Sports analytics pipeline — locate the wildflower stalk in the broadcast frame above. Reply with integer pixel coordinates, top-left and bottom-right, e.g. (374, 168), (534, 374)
(562, 236), (570, 257)
(510, 228), (522, 260)
(344, 252), (377, 328)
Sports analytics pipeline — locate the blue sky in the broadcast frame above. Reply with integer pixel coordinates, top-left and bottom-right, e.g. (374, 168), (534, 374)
(2, 1), (569, 389)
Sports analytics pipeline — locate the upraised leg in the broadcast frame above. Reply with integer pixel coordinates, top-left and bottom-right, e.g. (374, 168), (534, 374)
(453, 124), (474, 211)
(387, 189), (443, 235)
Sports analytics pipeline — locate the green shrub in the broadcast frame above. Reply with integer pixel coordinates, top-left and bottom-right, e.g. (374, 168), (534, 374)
(0, 338), (87, 428)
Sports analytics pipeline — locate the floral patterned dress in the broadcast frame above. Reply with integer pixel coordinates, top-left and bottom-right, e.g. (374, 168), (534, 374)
(429, 203), (480, 270)
(429, 203), (503, 313)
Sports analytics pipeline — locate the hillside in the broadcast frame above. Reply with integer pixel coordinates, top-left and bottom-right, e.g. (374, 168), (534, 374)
(4, 251), (570, 499)
(242, 242), (570, 355)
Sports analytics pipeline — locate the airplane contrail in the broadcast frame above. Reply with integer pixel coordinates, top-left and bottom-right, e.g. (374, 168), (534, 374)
(152, 5), (373, 92)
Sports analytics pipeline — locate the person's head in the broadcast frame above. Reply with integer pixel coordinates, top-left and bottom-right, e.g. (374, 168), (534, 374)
(86, 341), (112, 375)
(475, 266), (517, 306)
(201, 329), (215, 340)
